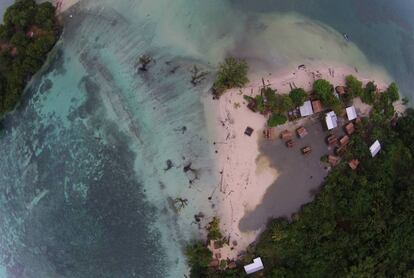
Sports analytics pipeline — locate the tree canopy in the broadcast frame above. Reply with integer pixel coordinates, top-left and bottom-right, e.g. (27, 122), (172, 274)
(213, 57), (249, 97)
(345, 74), (363, 97)
(267, 114), (287, 127)
(289, 88), (307, 107)
(313, 79), (334, 104)
(313, 79), (343, 114)
(0, 0), (59, 118)
(386, 82), (400, 103)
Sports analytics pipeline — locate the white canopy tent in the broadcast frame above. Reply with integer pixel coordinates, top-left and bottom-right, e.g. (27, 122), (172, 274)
(325, 111), (338, 130)
(244, 257), (264, 275)
(346, 106), (357, 121)
(370, 140), (381, 157)
(299, 100), (313, 117)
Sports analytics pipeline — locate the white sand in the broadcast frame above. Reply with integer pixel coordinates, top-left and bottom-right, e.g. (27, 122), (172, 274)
(52, 0), (80, 13)
(203, 61), (397, 260)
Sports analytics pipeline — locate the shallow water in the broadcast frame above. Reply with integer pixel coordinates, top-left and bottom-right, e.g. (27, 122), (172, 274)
(1, 0), (414, 277)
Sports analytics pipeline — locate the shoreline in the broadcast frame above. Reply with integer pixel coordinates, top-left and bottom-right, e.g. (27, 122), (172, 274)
(203, 61), (400, 259)
(53, 0), (80, 13)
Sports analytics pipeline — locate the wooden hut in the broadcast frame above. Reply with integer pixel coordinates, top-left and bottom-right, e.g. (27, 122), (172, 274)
(327, 134), (338, 146)
(335, 145), (347, 156)
(263, 128), (276, 140)
(280, 130), (293, 141)
(344, 122), (355, 135)
(228, 261), (237, 269)
(286, 140), (295, 148)
(301, 146), (312, 155)
(348, 159), (360, 170)
(209, 259), (219, 268)
(339, 135), (350, 146)
(244, 127), (254, 136)
(328, 155), (340, 167)
(296, 126), (308, 138)
(312, 100), (323, 113)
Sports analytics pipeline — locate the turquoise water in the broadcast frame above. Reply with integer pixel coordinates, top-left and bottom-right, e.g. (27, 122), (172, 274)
(1, 0), (414, 277)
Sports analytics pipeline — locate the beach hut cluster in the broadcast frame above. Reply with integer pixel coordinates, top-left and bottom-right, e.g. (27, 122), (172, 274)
(263, 81), (381, 168)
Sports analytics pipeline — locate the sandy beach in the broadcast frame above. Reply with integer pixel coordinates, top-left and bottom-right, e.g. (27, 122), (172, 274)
(204, 61), (399, 259)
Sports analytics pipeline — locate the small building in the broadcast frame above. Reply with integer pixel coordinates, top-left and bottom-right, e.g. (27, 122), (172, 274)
(344, 122), (355, 135)
(228, 261), (237, 269)
(286, 140), (295, 148)
(312, 100), (323, 113)
(348, 159), (360, 170)
(339, 135), (350, 146)
(336, 86), (347, 96)
(296, 126), (308, 138)
(301, 146), (312, 155)
(329, 155), (340, 167)
(299, 100), (314, 117)
(209, 259), (219, 268)
(327, 134), (338, 146)
(346, 106), (357, 121)
(244, 127), (254, 136)
(263, 128), (276, 140)
(244, 257), (264, 275)
(280, 130), (293, 141)
(325, 111), (338, 130)
(370, 140), (381, 157)
(335, 145), (347, 156)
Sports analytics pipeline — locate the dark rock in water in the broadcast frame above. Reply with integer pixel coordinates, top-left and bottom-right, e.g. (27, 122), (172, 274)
(183, 163), (192, 173)
(159, 181), (166, 190)
(164, 159), (174, 171)
(194, 212), (204, 222)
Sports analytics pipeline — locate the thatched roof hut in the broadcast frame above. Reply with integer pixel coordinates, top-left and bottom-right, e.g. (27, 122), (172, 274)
(348, 159), (360, 170)
(301, 146), (312, 155)
(263, 128), (276, 140)
(339, 135), (350, 146)
(327, 134), (338, 146)
(296, 126), (308, 138)
(286, 140), (295, 148)
(280, 130), (293, 141)
(312, 100), (323, 113)
(329, 155), (340, 166)
(344, 122), (355, 135)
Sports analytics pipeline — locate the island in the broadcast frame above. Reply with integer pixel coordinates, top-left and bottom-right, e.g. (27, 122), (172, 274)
(187, 58), (414, 277)
(0, 0), (60, 118)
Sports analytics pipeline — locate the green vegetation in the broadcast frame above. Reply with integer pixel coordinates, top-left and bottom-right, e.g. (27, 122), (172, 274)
(386, 82), (400, 103)
(207, 217), (223, 241)
(244, 86), (298, 127)
(185, 241), (213, 277)
(361, 81), (377, 104)
(289, 88), (307, 107)
(213, 57), (249, 97)
(0, 0), (60, 117)
(313, 79), (334, 104)
(267, 114), (287, 127)
(313, 79), (343, 114)
(345, 74), (363, 97)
